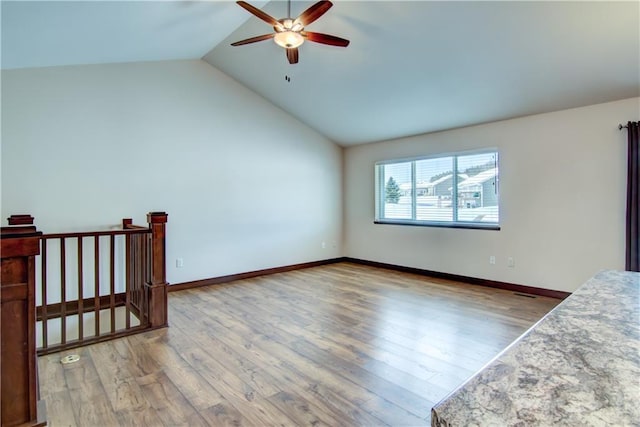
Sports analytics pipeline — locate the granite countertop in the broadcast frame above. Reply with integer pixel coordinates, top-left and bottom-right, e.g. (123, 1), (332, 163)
(431, 270), (640, 427)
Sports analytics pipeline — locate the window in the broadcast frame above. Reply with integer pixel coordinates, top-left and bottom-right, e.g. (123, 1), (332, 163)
(375, 150), (499, 229)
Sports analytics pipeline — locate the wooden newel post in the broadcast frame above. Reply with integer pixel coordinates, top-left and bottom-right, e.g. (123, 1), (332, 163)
(1, 215), (46, 426)
(146, 212), (168, 328)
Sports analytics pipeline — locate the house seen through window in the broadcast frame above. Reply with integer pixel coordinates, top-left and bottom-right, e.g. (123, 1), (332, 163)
(375, 150), (499, 228)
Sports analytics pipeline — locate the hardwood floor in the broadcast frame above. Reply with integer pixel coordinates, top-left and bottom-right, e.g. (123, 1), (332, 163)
(38, 262), (561, 426)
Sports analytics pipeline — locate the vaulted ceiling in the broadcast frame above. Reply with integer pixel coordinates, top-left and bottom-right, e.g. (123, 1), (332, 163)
(2, 1), (639, 146)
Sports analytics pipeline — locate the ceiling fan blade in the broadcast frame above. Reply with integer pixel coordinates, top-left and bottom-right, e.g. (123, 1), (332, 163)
(230, 33), (275, 46)
(302, 31), (349, 47)
(236, 1), (280, 26)
(295, 0), (332, 26)
(286, 48), (299, 64)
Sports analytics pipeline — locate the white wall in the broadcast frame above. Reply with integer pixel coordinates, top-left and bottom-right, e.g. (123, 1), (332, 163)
(1, 60), (343, 285)
(344, 98), (639, 292)
(3, 60), (636, 294)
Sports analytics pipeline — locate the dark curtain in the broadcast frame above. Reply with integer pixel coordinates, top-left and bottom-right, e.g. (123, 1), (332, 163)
(626, 121), (639, 272)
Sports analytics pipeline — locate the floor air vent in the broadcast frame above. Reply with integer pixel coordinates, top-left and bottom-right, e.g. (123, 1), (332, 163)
(514, 293), (536, 298)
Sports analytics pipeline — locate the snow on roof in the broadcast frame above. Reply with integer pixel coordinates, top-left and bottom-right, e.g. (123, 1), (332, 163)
(458, 168), (498, 189)
(399, 173), (471, 190)
(400, 181), (433, 190)
(432, 173), (468, 185)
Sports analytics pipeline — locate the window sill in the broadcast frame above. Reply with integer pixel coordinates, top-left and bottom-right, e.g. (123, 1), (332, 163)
(374, 220), (500, 230)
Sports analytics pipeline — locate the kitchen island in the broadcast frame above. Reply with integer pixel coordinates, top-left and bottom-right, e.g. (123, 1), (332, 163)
(431, 270), (640, 426)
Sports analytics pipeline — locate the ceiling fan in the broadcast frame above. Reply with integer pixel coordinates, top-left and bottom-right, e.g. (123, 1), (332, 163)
(230, 0), (349, 65)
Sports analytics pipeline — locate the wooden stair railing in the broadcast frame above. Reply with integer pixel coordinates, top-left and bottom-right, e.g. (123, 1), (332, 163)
(35, 212), (169, 355)
(1, 212), (168, 425)
(123, 212), (169, 328)
(1, 215), (46, 426)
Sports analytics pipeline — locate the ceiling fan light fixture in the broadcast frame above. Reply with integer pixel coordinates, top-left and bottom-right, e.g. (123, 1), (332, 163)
(274, 31), (304, 48)
(231, 0), (349, 63)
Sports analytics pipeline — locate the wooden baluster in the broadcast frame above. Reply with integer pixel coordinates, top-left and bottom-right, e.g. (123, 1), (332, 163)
(141, 234), (146, 321)
(94, 236), (100, 337)
(60, 237), (66, 345)
(137, 235), (142, 321)
(110, 234), (115, 333)
(147, 212), (168, 328)
(145, 233), (150, 320)
(123, 220), (131, 329)
(77, 237), (83, 342)
(41, 238), (48, 349)
(143, 233), (149, 324)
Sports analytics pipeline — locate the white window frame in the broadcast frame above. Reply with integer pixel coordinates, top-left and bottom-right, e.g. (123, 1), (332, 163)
(374, 149), (500, 230)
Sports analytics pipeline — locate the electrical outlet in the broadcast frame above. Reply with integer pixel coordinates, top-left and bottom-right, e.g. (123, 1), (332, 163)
(321, 241), (326, 249)
(489, 255), (496, 265)
(508, 257), (515, 268)
(176, 258), (184, 268)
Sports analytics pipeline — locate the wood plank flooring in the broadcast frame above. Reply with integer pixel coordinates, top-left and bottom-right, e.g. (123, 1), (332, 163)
(38, 262), (561, 426)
